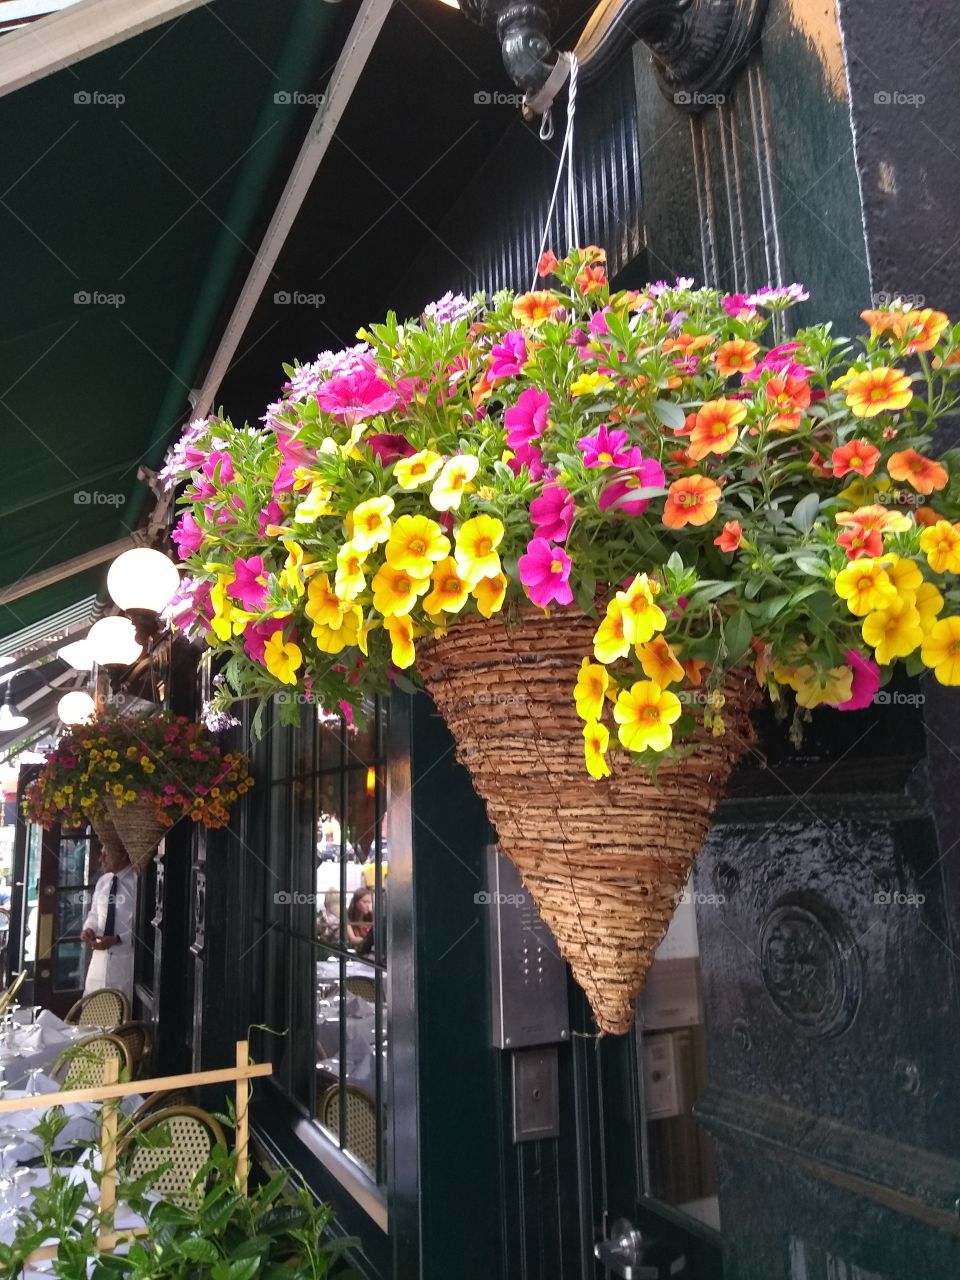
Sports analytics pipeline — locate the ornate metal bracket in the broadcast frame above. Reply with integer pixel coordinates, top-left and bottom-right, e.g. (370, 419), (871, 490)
(461, 0), (769, 110)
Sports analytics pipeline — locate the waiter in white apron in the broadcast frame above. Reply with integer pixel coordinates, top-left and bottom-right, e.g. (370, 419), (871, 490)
(81, 847), (137, 1005)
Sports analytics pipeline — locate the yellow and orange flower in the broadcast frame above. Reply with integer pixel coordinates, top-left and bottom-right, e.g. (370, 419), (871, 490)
(713, 339), (760, 377)
(429, 455), (479, 512)
(834, 559), (898, 616)
(472, 571), (508, 618)
(394, 449), (444, 490)
(454, 514), (504, 583)
(582, 719), (611, 779)
(765, 373), (812, 431)
(512, 291), (560, 326)
(576, 263), (607, 295)
(386, 514), (450, 578)
(919, 520), (960, 574)
(334, 542), (367, 602)
(887, 448), (948, 494)
(614, 681), (682, 753)
(921, 616), (960, 685)
(593, 598), (632, 664)
(688, 398), (748, 460)
(574, 657), (609, 722)
(262, 632), (302, 685)
(617, 574), (667, 644)
(662, 474), (722, 529)
(899, 308), (949, 353)
(371, 563), (431, 616)
(915, 580), (944, 631)
(860, 308), (902, 338)
(636, 636), (684, 686)
(832, 440), (880, 479)
(384, 615), (417, 669)
(305, 573), (342, 630)
(844, 367), (913, 417)
(861, 597), (924, 665)
(350, 495), (394, 552)
(662, 333), (713, 357)
(422, 558), (471, 615)
(311, 606), (364, 655)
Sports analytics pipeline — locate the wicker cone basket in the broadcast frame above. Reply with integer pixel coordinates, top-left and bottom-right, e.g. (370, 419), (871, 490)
(89, 807), (127, 862)
(104, 797), (172, 873)
(418, 607), (760, 1035)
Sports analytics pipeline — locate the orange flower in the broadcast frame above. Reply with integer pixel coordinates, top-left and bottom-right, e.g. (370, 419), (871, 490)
(861, 308), (902, 338)
(688, 398), (748, 460)
(537, 250), (558, 278)
(898, 308), (949, 353)
(663, 474), (722, 528)
(662, 333), (713, 356)
(713, 519), (743, 552)
(844, 367), (913, 417)
(831, 440), (880, 479)
(713, 339), (760, 377)
(887, 448), (948, 494)
(916, 506), (942, 528)
(683, 658), (705, 686)
(636, 636), (684, 686)
(576, 263), (607, 294)
(766, 373), (812, 431)
(512, 291), (559, 326)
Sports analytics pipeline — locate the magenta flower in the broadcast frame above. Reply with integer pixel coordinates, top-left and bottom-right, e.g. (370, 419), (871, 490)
(163, 577), (213, 634)
(598, 447), (666, 517)
(742, 342), (812, 384)
(577, 423), (631, 469)
(316, 369), (398, 424)
(273, 432), (315, 495)
(529, 483), (575, 543)
(830, 650), (881, 712)
(487, 329), (527, 381)
(368, 433), (416, 465)
(228, 555), (269, 610)
(504, 387), (550, 449)
(171, 511), (203, 560)
(243, 617), (288, 665)
(518, 538), (573, 608)
(507, 442), (545, 481)
(258, 500), (285, 535)
(722, 293), (759, 321)
(589, 308), (610, 339)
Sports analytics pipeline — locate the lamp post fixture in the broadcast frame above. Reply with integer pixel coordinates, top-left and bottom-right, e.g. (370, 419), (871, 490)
(57, 690), (96, 725)
(0, 685), (27, 732)
(106, 547), (180, 648)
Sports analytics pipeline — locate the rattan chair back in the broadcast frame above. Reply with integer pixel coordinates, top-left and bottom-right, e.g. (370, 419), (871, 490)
(49, 1031), (132, 1090)
(64, 987), (130, 1028)
(318, 1083), (377, 1172)
(119, 1106), (226, 1207)
(0, 969), (26, 1018)
(112, 1020), (152, 1076)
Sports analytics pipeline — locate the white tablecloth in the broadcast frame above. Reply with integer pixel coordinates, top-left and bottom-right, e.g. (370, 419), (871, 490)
(0, 1083), (143, 1165)
(0, 1012), (80, 1091)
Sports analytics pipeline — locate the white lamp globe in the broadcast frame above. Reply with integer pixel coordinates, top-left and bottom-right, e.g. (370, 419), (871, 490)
(107, 548), (180, 613)
(87, 616), (143, 668)
(58, 637), (94, 671)
(58, 691), (96, 725)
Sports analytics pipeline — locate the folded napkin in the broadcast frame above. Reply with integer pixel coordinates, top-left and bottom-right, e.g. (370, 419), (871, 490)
(16, 1025), (46, 1051)
(36, 1009), (67, 1030)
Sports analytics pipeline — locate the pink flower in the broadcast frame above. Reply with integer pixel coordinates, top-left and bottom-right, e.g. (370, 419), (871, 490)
(316, 370), (398, 423)
(487, 330), (527, 381)
(598, 447), (666, 517)
(529, 483), (575, 543)
(186, 450), (234, 500)
(273, 432), (314, 495)
(228, 555), (269, 610)
(258, 501), (284, 535)
(507, 442), (545, 481)
(518, 538), (573, 608)
(742, 343), (811, 384)
(504, 387), (550, 448)
(163, 578), (213, 634)
(171, 511), (203, 559)
(577, 423), (631, 469)
(830, 650), (881, 712)
(368, 433), (415, 465)
(722, 293), (759, 321)
(589, 308), (611, 338)
(243, 617), (288, 665)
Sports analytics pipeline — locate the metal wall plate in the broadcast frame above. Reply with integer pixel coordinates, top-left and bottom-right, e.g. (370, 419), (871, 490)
(512, 1046), (560, 1142)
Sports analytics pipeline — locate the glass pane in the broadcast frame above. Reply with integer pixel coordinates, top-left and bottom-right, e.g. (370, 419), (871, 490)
(318, 714), (343, 772)
(53, 940), (83, 990)
(637, 874), (719, 1231)
(57, 835), (90, 887)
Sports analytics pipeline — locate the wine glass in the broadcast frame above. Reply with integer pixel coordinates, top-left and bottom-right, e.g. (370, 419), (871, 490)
(24, 1068), (43, 1097)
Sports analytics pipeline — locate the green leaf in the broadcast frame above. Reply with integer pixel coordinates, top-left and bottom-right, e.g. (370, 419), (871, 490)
(805, 590), (837, 626)
(793, 554), (825, 577)
(227, 1259), (264, 1280)
(651, 399), (687, 431)
(178, 1236), (221, 1263)
(789, 492), (821, 533)
(755, 593), (793, 623)
(724, 610), (753, 663)
(686, 581), (736, 609)
(666, 551), (684, 576)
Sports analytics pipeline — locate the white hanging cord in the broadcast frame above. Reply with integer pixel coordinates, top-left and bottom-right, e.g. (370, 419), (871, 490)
(530, 51), (580, 291)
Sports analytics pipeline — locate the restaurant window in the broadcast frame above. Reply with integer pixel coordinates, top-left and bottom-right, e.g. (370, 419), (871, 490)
(251, 697), (388, 1191)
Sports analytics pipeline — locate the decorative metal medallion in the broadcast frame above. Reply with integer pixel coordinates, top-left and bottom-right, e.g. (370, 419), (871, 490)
(759, 897), (862, 1038)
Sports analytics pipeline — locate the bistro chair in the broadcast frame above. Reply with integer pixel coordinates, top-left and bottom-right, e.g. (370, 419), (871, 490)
(119, 1106), (226, 1207)
(318, 1083), (377, 1173)
(127, 1087), (195, 1128)
(344, 975), (377, 1004)
(112, 1021), (153, 1077)
(48, 1031), (132, 1091)
(0, 968), (26, 1018)
(64, 987), (130, 1029)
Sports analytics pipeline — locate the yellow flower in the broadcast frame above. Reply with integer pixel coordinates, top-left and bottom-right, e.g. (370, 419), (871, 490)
(915, 580), (944, 631)
(881, 554), (923, 598)
(835, 559), (898, 616)
(919, 520), (960, 574)
(279, 540), (306, 598)
(209, 576), (244, 641)
(351, 496), (395, 552)
(385, 514), (450, 578)
(371, 563), (430, 616)
(454, 514), (504, 583)
(394, 449), (444, 490)
(594, 599), (632, 664)
(334, 542), (367, 601)
(636, 636), (684, 686)
(429, 455), (480, 512)
(422, 558), (471, 614)
(263, 632), (302, 685)
(384, 615), (417, 669)
(616, 573), (667, 644)
(472, 571), (508, 618)
(311, 606), (363, 654)
(574, 658), (609, 722)
(861, 597), (924, 665)
(305, 573), (342, 629)
(570, 371), (612, 398)
(921, 616), (960, 684)
(293, 482), (332, 523)
(582, 719), (611, 780)
(614, 681), (682, 753)
(792, 665), (854, 709)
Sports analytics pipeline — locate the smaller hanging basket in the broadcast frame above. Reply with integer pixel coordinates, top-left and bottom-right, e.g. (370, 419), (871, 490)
(88, 806), (127, 863)
(103, 797), (173, 873)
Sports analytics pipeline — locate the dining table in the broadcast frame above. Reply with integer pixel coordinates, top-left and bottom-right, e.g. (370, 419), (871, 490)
(0, 1010), (87, 1091)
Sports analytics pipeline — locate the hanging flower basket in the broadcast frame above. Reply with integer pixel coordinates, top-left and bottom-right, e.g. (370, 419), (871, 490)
(418, 608), (758, 1033)
(88, 805), (127, 864)
(102, 796), (172, 873)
